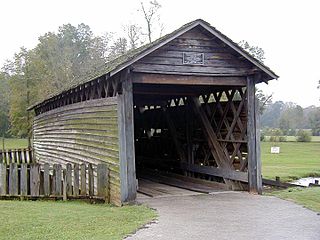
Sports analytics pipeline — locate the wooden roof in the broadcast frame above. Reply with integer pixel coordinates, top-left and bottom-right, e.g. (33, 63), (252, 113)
(29, 19), (278, 111)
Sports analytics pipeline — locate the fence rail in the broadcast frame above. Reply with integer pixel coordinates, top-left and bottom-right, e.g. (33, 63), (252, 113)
(0, 163), (109, 202)
(0, 148), (34, 164)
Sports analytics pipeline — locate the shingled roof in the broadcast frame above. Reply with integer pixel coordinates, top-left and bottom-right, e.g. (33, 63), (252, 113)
(28, 19), (278, 110)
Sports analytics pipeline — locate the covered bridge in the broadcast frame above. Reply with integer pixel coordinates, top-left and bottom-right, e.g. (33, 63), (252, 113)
(28, 19), (278, 206)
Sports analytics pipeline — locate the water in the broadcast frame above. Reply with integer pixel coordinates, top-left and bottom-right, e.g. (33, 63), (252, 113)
(291, 177), (320, 187)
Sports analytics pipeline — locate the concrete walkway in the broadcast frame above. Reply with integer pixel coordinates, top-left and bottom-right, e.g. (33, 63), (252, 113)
(127, 192), (320, 240)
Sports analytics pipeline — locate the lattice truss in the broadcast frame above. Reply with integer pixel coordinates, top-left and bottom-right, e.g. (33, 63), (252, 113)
(35, 76), (121, 115)
(134, 87), (248, 173)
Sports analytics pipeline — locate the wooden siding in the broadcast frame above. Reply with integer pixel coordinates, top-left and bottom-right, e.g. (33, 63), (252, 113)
(133, 27), (255, 76)
(33, 97), (121, 205)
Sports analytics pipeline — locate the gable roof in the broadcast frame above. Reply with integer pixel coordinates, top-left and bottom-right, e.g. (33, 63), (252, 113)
(29, 19), (278, 111)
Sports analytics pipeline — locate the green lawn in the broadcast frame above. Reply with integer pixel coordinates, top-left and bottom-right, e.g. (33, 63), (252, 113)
(0, 200), (156, 240)
(265, 135), (320, 142)
(1, 138), (29, 150)
(261, 142), (320, 182)
(269, 187), (320, 212)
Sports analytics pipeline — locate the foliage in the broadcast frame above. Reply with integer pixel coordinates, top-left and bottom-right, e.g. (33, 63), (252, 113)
(0, 200), (156, 240)
(269, 188), (320, 212)
(256, 88), (272, 114)
(261, 142), (320, 181)
(296, 129), (312, 142)
(261, 101), (319, 136)
(3, 24), (115, 137)
(0, 72), (10, 137)
(238, 40), (265, 62)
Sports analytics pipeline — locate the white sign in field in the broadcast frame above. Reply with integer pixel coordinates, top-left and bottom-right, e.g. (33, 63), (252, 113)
(271, 146), (280, 154)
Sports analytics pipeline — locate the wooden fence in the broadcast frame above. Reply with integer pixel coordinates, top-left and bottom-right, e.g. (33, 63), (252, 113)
(0, 163), (109, 202)
(0, 148), (34, 164)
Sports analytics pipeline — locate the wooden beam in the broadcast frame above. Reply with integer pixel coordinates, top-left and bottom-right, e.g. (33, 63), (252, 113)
(180, 163), (248, 183)
(162, 107), (186, 163)
(247, 75), (262, 194)
(133, 73), (246, 86)
(118, 69), (137, 203)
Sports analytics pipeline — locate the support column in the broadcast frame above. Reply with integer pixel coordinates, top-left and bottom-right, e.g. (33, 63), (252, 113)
(246, 75), (262, 194)
(118, 68), (137, 203)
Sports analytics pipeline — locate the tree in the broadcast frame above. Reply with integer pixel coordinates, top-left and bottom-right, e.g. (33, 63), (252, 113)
(308, 107), (320, 136)
(0, 72), (10, 137)
(109, 37), (128, 59)
(238, 40), (265, 63)
(238, 40), (272, 114)
(124, 24), (143, 49)
(3, 24), (113, 137)
(140, 0), (163, 43)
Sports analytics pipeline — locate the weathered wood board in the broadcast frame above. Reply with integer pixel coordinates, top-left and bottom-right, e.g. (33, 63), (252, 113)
(33, 97), (121, 205)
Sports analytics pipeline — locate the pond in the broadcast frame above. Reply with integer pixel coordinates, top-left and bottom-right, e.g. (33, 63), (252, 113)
(291, 177), (320, 187)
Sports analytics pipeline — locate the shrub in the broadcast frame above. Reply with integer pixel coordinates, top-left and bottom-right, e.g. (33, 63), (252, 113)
(296, 130), (311, 142)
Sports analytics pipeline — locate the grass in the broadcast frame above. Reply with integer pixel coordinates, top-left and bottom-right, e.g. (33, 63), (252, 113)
(0, 200), (156, 240)
(268, 187), (320, 212)
(265, 135), (320, 142)
(261, 142), (320, 182)
(1, 138), (29, 150)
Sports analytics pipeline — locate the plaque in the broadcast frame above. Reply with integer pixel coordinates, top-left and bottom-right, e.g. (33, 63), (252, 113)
(182, 52), (204, 65)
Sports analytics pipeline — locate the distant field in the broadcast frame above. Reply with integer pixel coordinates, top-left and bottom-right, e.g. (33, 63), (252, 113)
(1, 138), (29, 150)
(262, 142), (320, 182)
(265, 136), (320, 142)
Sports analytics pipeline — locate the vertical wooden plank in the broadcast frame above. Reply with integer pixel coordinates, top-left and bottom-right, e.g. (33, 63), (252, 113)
(20, 164), (28, 196)
(30, 164), (40, 196)
(63, 169), (67, 201)
(80, 164), (86, 195)
(54, 164), (62, 196)
(88, 163), (94, 196)
(97, 164), (108, 199)
(66, 163), (72, 196)
(255, 98), (262, 193)
(118, 69), (136, 203)
(9, 163), (18, 195)
(0, 163), (7, 195)
(246, 75), (262, 194)
(43, 163), (50, 196)
(73, 163), (79, 197)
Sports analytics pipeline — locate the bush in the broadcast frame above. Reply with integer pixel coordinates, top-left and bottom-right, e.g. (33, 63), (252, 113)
(269, 135), (287, 142)
(296, 130), (312, 142)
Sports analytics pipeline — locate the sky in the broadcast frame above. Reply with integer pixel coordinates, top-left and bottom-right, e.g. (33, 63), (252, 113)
(0, 0), (319, 107)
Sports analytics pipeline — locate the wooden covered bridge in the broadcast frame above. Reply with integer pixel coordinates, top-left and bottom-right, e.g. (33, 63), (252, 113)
(28, 19), (278, 206)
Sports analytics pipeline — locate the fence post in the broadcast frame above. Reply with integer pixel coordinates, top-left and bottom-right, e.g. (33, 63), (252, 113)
(74, 164), (79, 197)
(30, 164), (40, 197)
(66, 163), (72, 196)
(63, 169), (67, 201)
(97, 164), (109, 203)
(9, 163), (18, 195)
(80, 164), (86, 195)
(20, 164), (28, 197)
(0, 163), (7, 195)
(88, 163), (94, 196)
(43, 163), (50, 196)
(53, 164), (62, 196)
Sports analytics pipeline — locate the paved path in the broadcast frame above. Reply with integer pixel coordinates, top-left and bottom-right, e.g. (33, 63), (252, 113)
(127, 192), (320, 240)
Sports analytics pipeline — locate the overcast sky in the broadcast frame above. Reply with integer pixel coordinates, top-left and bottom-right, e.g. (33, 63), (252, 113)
(1, 0), (319, 107)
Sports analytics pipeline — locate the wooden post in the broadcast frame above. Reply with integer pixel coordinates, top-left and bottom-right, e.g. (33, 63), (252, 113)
(80, 164), (86, 195)
(118, 68), (136, 203)
(43, 163), (50, 196)
(30, 164), (40, 197)
(9, 163), (18, 195)
(88, 163), (94, 196)
(247, 75), (262, 194)
(20, 164), (28, 197)
(0, 163), (7, 195)
(74, 163), (79, 197)
(97, 164), (109, 202)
